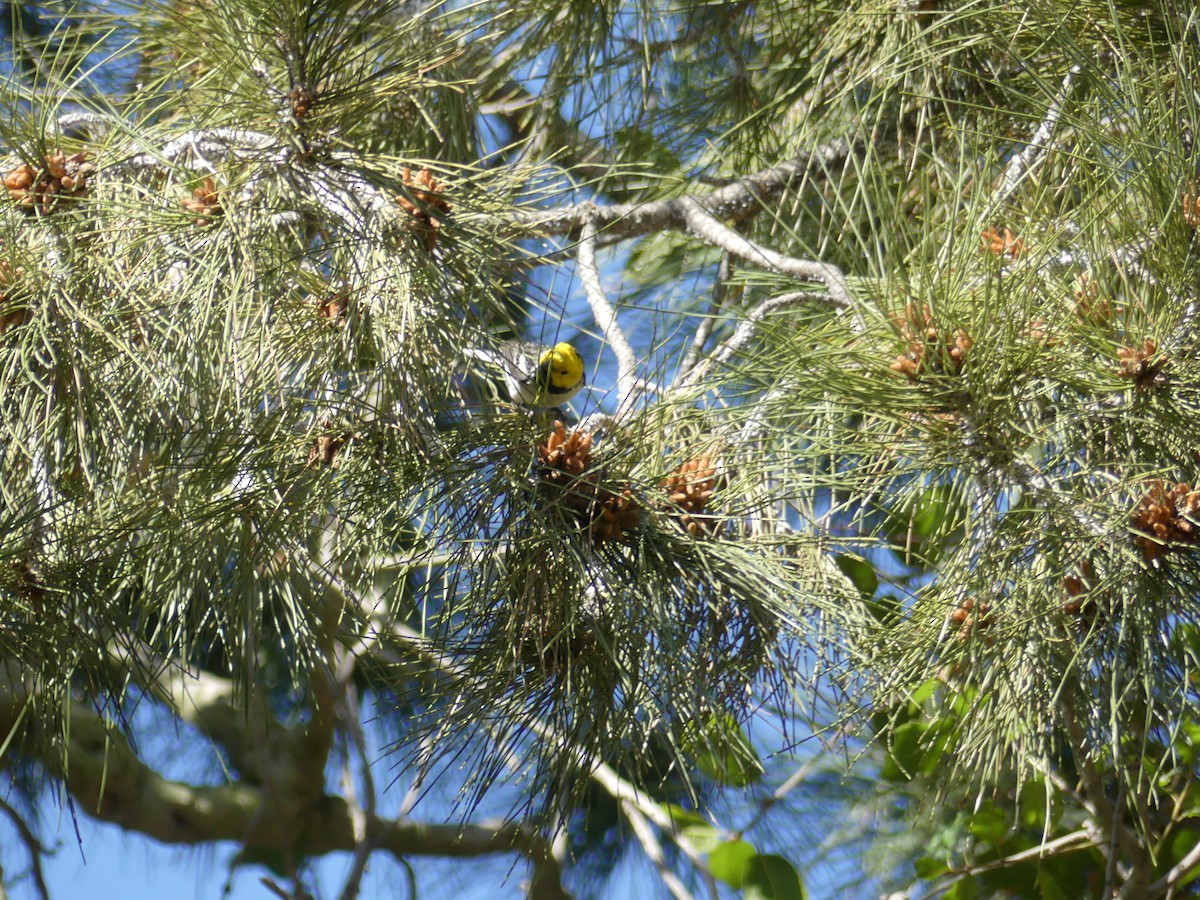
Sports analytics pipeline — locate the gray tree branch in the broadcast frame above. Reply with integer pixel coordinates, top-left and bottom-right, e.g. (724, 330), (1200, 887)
(0, 667), (570, 899)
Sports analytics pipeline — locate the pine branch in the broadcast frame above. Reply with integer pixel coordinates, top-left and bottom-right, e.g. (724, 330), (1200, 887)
(0, 665), (571, 898)
(512, 140), (853, 238)
(577, 216), (638, 417)
(0, 797), (49, 900)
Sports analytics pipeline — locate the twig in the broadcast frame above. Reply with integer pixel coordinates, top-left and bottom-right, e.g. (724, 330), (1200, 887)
(912, 829), (1094, 900)
(739, 756), (819, 834)
(1148, 827), (1200, 897)
(337, 678), (377, 900)
(675, 292), (837, 392)
(514, 139), (853, 238)
(578, 215), (640, 417)
(586, 756), (717, 898)
(679, 253), (733, 377)
(1060, 697), (1139, 880)
(982, 65), (1083, 221)
(680, 199), (854, 312)
(0, 797), (50, 900)
(621, 799), (694, 900)
(1105, 777), (1127, 898)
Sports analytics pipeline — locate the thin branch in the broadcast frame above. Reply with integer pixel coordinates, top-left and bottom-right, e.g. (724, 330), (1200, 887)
(1148, 828), (1200, 897)
(675, 292), (838, 392)
(620, 799), (694, 900)
(913, 830), (1095, 900)
(740, 756), (819, 833)
(513, 139), (853, 238)
(982, 65), (1083, 220)
(336, 680), (376, 900)
(679, 252), (733, 378)
(680, 199), (853, 312)
(586, 757), (717, 897)
(0, 797), (50, 900)
(578, 215), (639, 417)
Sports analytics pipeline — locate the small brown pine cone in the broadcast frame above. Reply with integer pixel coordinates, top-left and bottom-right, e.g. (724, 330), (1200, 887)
(315, 291), (350, 325)
(1183, 186), (1200, 230)
(307, 421), (358, 468)
(181, 177), (224, 227)
(1116, 339), (1166, 391)
(589, 488), (640, 546)
(1072, 274), (1122, 323)
(538, 421), (601, 513)
(1132, 480), (1200, 560)
(5, 150), (93, 215)
(952, 597), (993, 642)
(980, 226), (1024, 260)
(662, 455), (726, 535)
(289, 87), (314, 119)
(395, 167), (452, 251)
(890, 301), (971, 379)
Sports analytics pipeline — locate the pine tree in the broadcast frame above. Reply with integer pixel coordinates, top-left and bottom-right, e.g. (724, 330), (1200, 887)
(2, 2), (1199, 899)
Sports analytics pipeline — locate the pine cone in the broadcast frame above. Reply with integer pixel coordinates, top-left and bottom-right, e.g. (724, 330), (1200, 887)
(1116, 339), (1167, 391)
(589, 487), (641, 546)
(1072, 274), (1121, 323)
(890, 301), (972, 379)
(538, 420), (595, 511)
(980, 226), (1024, 260)
(537, 421), (639, 545)
(1183, 186), (1200, 230)
(314, 291), (350, 325)
(662, 455), (726, 537)
(950, 597), (994, 642)
(4, 150), (94, 215)
(307, 420), (358, 468)
(180, 177), (224, 227)
(289, 86), (314, 119)
(395, 167), (451, 251)
(1132, 480), (1200, 561)
(1061, 559), (1107, 630)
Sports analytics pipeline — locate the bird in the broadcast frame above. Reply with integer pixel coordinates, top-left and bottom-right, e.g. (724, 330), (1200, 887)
(465, 340), (586, 408)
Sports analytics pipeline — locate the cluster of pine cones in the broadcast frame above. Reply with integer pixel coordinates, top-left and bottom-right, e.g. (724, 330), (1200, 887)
(4, 149), (93, 215)
(394, 167), (451, 252)
(1132, 481), (1200, 562)
(537, 422), (726, 546)
(890, 301), (972, 380)
(537, 421), (640, 546)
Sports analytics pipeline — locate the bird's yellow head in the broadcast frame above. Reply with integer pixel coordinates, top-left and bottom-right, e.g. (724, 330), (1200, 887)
(538, 342), (585, 393)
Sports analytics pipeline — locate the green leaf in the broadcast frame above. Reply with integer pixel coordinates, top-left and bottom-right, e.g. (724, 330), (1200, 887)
(743, 854), (806, 900)
(680, 822), (723, 855)
(1035, 863), (1073, 900)
(910, 678), (941, 707)
(914, 856), (951, 879)
(658, 802), (709, 831)
(682, 712), (765, 787)
(880, 720), (926, 782)
(1018, 778), (1050, 831)
(1178, 717), (1200, 767)
(968, 804), (1009, 846)
(944, 875), (981, 900)
(835, 553), (878, 597)
(709, 839), (758, 889)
